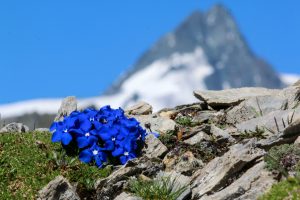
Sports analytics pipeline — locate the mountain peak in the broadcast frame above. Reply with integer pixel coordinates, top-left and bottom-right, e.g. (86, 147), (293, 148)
(104, 4), (284, 99)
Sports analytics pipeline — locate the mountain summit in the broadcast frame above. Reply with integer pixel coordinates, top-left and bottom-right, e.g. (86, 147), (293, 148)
(104, 4), (283, 108)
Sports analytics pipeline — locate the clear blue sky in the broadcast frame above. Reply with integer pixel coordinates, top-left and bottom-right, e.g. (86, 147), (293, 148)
(0, 0), (299, 104)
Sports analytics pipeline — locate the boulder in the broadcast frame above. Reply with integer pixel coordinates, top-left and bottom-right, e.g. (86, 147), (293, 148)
(125, 101), (153, 115)
(54, 96), (77, 122)
(284, 118), (300, 137)
(210, 125), (235, 143)
(193, 87), (279, 108)
(236, 108), (300, 134)
(226, 95), (288, 124)
(133, 114), (176, 134)
(191, 139), (265, 198)
(183, 131), (211, 145)
(0, 122), (29, 133)
(95, 156), (163, 200)
(200, 161), (275, 200)
(37, 176), (80, 200)
(144, 134), (168, 158)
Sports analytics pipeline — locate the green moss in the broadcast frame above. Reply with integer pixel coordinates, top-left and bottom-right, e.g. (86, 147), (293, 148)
(0, 131), (111, 200)
(259, 177), (300, 200)
(128, 177), (187, 200)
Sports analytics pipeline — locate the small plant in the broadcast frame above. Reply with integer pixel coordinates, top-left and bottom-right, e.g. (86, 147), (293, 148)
(129, 176), (188, 200)
(259, 177), (300, 200)
(159, 130), (178, 148)
(50, 106), (148, 167)
(265, 144), (300, 176)
(240, 126), (267, 139)
(175, 116), (195, 127)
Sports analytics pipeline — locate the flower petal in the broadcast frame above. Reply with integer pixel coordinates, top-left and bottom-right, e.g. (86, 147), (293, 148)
(112, 147), (124, 157)
(61, 133), (72, 145)
(79, 149), (93, 163)
(51, 131), (62, 142)
(77, 137), (89, 148)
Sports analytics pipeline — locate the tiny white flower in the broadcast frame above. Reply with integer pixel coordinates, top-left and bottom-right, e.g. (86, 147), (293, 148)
(112, 137), (116, 141)
(124, 152), (129, 156)
(85, 132), (90, 137)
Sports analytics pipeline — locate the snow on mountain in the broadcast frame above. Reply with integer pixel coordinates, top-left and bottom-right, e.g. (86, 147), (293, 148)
(0, 47), (213, 118)
(280, 73), (300, 85)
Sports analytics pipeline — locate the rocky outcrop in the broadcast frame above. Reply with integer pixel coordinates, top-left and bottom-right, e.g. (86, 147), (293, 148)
(0, 122), (29, 133)
(54, 96), (77, 122)
(37, 176), (80, 200)
(37, 84), (300, 200)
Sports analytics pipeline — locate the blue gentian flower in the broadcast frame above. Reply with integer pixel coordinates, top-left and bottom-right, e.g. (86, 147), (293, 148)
(50, 105), (147, 167)
(79, 143), (107, 167)
(51, 117), (77, 145)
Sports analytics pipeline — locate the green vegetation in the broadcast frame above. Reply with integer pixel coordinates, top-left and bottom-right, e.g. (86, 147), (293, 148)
(175, 116), (197, 127)
(259, 177), (300, 200)
(159, 130), (178, 148)
(129, 177), (187, 200)
(240, 126), (267, 140)
(265, 144), (300, 176)
(0, 131), (111, 200)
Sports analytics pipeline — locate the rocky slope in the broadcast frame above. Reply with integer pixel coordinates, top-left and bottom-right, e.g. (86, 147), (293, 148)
(2, 80), (299, 199)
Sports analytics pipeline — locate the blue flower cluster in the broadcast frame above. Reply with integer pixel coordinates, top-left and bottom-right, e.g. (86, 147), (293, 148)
(50, 106), (147, 167)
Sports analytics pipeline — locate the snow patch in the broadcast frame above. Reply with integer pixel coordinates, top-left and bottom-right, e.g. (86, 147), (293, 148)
(280, 73), (300, 85)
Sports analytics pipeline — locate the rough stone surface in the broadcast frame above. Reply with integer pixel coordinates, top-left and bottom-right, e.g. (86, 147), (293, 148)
(95, 156), (164, 200)
(194, 87), (279, 108)
(54, 96), (77, 122)
(144, 134), (168, 158)
(191, 139), (265, 198)
(134, 114), (176, 134)
(236, 108), (300, 134)
(284, 118), (300, 137)
(210, 125), (235, 143)
(226, 95), (288, 124)
(183, 131), (211, 145)
(37, 176), (80, 200)
(295, 136), (300, 145)
(0, 122), (29, 133)
(157, 171), (191, 200)
(163, 151), (203, 175)
(114, 192), (142, 200)
(125, 101), (153, 115)
(201, 161), (275, 200)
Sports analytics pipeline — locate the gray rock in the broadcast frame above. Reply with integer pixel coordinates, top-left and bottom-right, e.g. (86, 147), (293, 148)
(144, 134), (168, 158)
(191, 139), (265, 198)
(95, 156), (164, 200)
(279, 85), (300, 109)
(183, 131), (211, 145)
(284, 118), (300, 137)
(114, 192), (142, 200)
(295, 136), (300, 145)
(37, 176), (80, 200)
(0, 122), (29, 133)
(125, 101), (153, 115)
(236, 108), (300, 134)
(163, 151), (203, 175)
(226, 95), (288, 124)
(210, 125), (235, 143)
(193, 111), (216, 124)
(134, 114), (176, 134)
(194, 87), (279, 108)
(201, 161), (275, 200)
(54, 96), (77, 122)
(156, 171), (191, 200)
